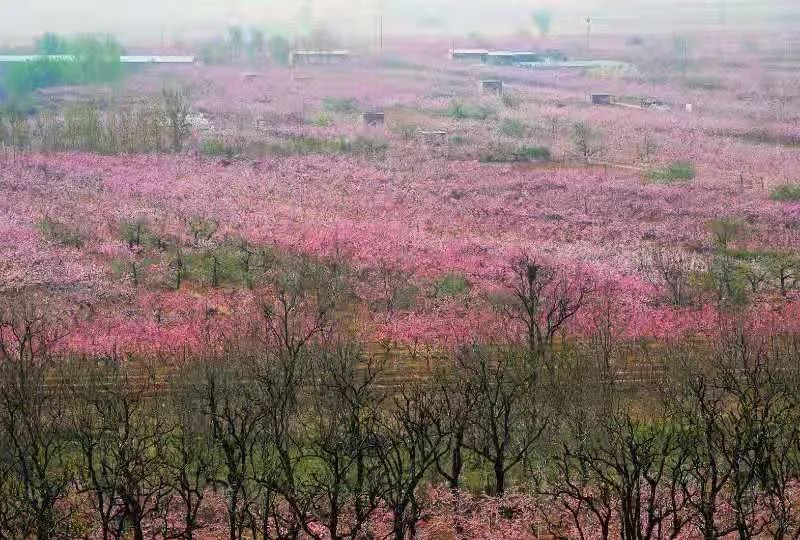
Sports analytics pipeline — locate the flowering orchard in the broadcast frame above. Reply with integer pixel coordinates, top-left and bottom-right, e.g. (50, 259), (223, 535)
(0, 34), (799, 358)
(1, 30), (800, 540)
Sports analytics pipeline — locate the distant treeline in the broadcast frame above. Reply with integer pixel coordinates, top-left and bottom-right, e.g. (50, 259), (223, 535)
(2, 34), (124, 100)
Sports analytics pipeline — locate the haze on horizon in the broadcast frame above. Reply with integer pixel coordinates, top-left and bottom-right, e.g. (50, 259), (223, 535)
(1, 0), (798, 47)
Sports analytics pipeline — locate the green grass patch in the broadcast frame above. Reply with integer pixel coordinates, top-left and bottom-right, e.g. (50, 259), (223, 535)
(119, 219), (165, 249)
(431, 273), (471, 298)
(183, 246), (251, 287)
(200, 138), (241, 158)
(321, 97), (359, 114)
(770, 184), (800, 201)
(645, 161), (696, 183)
(499, 118), (527, 138)
(479, 144), (550, 163)
(444, 101), (496, 121)
(37, 217), (85, 248)
(311, 112), (333, 127)
(266, 135), (388, 159)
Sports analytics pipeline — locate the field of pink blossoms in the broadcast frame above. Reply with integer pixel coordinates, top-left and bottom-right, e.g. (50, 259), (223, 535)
(1, 33), (799, 358)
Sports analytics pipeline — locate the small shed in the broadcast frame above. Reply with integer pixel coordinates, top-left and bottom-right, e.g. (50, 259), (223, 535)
(480, 79), (504, 96)
(241, 72), (260, 82)
(362, 111), (385, 126)
(591, 93), (615, 105)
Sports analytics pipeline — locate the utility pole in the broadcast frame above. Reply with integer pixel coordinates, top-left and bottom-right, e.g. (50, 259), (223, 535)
(375, 0), (384, 56)
(585, 16), (592, 53)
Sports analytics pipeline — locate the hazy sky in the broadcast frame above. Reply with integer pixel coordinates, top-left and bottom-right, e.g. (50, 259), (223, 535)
(2, 0), (797, 45)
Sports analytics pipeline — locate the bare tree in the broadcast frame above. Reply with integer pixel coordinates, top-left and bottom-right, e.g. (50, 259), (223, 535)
(163, 364), (219, 540)
(639, 245), (703, 307)
(69, 362), (173, 540)
(432, 364), (475, 491)
(376, 380), (448, 540)
(549, 406), (690, 540)
(461, 346), (548, 495)
(571, 121), (604, 161)
(280, 345), (385, 540)
(204, 361), (262, 540)
(163, 86), (191, 152)
(502, 254), (592, 368)
(0, 300), (74, 540)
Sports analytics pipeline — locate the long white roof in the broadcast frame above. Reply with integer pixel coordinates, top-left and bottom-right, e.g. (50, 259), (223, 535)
(120, 55), (195, 63)
(0, 54), (195, 64)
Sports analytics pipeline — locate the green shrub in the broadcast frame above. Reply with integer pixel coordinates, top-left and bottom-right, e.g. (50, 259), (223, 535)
(516, 146), (551, 161)
(444, 101), (495, 120)
(322, 98), (359, 114)
(267, 135), (388, 158)
(480, 144), (550, 163)
(770, 184), (800, 201)
(63, 104), (103, 151)
(499, 118), (527, 138)
(37, 217), (85, 248)
(200, 138), (240, 158)
(645, 161), (696, 183)
(312, 112), (333, 127)
(707, 218), (743, 248)
(348, 135), (389, 158)
(431, 273), (471, 298)
(36, 104), (168, 154)
(185, 245), (248, 287)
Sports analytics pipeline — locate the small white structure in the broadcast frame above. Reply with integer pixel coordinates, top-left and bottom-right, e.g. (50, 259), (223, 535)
(0, 54), (196, 64)
(290, 50), (351, 66)
(449, 49), (489, 62)
(0, 54), (74, 62)
(119, 55), (195, 64)
(685, 103), (694, 112)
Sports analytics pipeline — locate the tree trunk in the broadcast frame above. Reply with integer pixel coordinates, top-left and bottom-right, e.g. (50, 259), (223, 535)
(494, 459), (505, 495)
(393, 504), (407, 540)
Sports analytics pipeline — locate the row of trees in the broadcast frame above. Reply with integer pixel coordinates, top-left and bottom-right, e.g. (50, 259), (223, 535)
(0, 86), (192, 154)
(199, 27), (292, 66)
(4, 254), (800, 539)
(640, 226), (800, 309)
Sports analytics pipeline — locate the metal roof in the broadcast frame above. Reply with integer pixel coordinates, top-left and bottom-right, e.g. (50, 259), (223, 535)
(291, 50), (351, 56)
(0, 54), (195, 64)
(449, 49), (490, 54)
(0, 54), (75, 62)
(120, 55), (195, 63)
